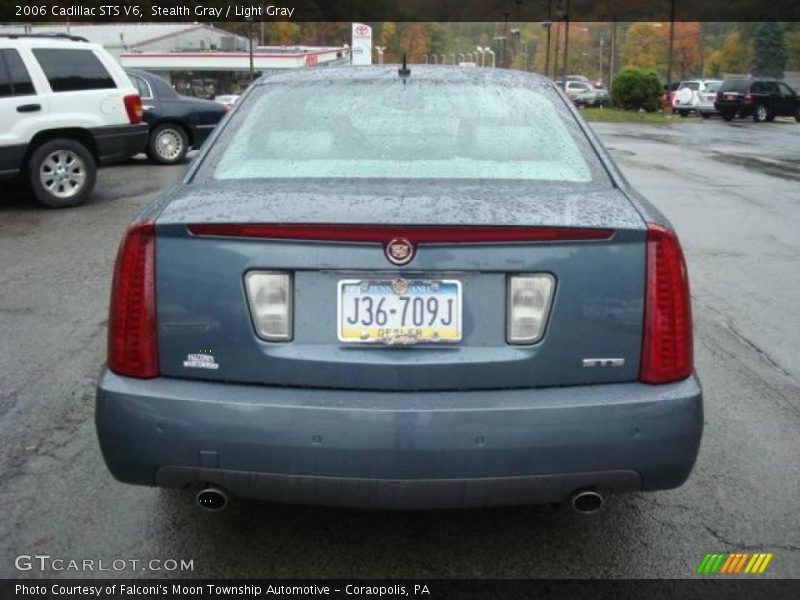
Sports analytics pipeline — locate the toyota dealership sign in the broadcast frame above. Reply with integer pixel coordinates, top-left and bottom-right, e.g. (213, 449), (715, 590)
(351, 22), (372, 65)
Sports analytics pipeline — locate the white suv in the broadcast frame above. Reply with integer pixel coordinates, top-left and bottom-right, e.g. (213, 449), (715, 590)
(0, 34), (148, 207)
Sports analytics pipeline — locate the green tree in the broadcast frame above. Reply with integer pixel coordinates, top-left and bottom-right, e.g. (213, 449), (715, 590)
(611, 68), (663, 112)
(751, 21), (788, 78)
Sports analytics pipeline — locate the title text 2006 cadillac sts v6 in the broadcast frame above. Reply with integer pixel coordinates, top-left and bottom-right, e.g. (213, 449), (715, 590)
(96, 66), (702, 512)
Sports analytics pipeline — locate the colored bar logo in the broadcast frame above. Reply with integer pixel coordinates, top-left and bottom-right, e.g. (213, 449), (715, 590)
(696, 552), (773, 574)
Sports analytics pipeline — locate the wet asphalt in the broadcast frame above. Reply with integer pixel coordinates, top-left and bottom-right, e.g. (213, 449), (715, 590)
(0, 117), (798, 579)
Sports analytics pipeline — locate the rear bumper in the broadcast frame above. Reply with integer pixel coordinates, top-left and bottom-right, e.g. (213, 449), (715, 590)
(714, 102), (749, 115)
(96, 371), (703, 509)
(89, 123), (148, 164)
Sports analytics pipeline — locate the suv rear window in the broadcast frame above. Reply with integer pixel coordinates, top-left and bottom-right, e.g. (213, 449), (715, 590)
(32, 48), (115, 92)
(212, 80), (601, 184)
(719, 79), (750, 93)
(0, 49), (34, 97)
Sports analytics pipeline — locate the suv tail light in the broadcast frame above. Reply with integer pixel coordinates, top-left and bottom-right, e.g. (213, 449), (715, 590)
(744, 93), (753, 104)
(640, 223), (693, 384)
(123, 94), (143, 124)
(107, 221), (159, 378)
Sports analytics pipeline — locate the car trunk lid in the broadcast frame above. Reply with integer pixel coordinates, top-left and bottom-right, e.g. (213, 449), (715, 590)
(153, 180), (647, 391)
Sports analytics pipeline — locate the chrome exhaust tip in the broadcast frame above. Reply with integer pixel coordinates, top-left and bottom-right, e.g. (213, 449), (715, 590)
(570, 489), (605, 514)
(195, 486), (228, 511)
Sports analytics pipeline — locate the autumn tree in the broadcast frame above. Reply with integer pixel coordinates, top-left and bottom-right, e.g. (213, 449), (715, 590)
(706, 31), (752, 77)
(671, 22), (703, 80)
(401, 25), (430, 64)
(621, 23), (668, 74)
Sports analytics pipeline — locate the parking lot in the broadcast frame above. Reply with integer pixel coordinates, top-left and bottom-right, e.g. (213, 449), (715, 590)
(0, 118), (798, 578)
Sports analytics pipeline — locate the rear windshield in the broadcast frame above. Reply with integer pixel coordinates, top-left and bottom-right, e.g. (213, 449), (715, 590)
(210, 79), (603, 184)
(680, 82), (700, 90)
(719, 79), (750, 93)
(705, 82), (721, 92)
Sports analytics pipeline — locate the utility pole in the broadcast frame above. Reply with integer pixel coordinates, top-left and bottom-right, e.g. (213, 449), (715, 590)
(666, 0), (676, 94)
(609, 18), (617, 91)
(260, 0), (265, 46)
(563, 0), (570, 77)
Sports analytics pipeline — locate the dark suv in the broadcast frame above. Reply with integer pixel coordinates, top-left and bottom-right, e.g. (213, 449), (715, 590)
(714, 78), (800, 123)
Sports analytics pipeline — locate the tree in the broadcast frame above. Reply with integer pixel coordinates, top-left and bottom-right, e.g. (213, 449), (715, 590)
(787, 29), (800, 70)
(671, 22), (703, 80)
(611, 68), (663, 112)
(706, 31), (752, 77)
(751, 21), (788, 78)
(401, 25), (430, 64)
(621, 23), (668, 74)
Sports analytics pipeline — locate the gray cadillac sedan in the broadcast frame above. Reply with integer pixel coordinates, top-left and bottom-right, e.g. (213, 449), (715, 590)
(96, 66), (702, 512)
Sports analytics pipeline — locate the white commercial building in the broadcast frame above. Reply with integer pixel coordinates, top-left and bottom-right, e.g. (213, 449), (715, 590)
(0, 23), (350, 96)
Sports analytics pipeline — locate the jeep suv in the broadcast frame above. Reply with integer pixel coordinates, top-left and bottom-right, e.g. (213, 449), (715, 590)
(0, 34), (148, 207)
(714, 78), (800, 123)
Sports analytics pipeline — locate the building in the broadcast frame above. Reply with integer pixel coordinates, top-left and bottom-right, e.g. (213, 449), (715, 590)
(0, 23), (350, 96)
(0, 23), (251, 58)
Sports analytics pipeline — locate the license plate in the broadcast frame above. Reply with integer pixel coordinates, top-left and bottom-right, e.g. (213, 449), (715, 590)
(338, 279), (462, 344)
(724, 93), (736, 100)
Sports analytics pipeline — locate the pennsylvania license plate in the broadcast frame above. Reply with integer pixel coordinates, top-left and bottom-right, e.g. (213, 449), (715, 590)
(338, 279), (462, 344)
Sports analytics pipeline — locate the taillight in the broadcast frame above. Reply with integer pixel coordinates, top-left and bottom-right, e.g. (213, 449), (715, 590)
(507, 274), (555, 344)
(640, 223), (693, 384)
(244, 271), (293, 341)
(187, 224), (614, 244)
(744, 93), (752, 104)
(107, 221), (158, 378)
(123, 94), (143, 124)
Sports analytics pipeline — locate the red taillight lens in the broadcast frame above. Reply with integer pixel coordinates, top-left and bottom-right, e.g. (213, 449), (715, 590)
(187, 224), (614, 244)
(107, 221), (158, 378)
(640, 223), (693, 384)
(744, 93), (752, 104)
(123, 94), (143, 124)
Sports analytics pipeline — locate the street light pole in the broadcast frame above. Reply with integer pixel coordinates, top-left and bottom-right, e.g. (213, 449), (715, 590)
(553, 20), (560, 80)
(502, 11), (509, 68)
(540, 22), (552, 77)
(599, 37), (604, 86)
(545, 0), (552, 77)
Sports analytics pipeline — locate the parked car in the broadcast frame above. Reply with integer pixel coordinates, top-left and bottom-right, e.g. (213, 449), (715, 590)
(697, 80), (723, 119)
(661, 81), (680, 111)
(572, 86), (611, 108)
(213, 94), (240, 111)
(714, 78), (800, 122)
(0, 34), (147, 207)
(563, 74), (591, 84)
(124, 69), (227, 164)
(672, 80), (721, 116)
(97, 66), (702, 512)
(563, 80), (593, 102)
